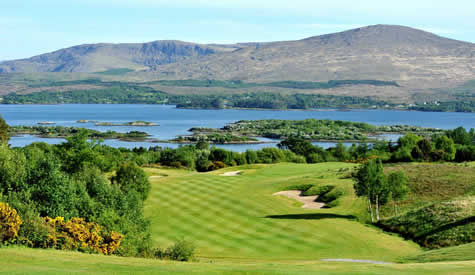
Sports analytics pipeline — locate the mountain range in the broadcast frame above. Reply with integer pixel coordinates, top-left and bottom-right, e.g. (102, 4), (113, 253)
(0, 24), (474, 99)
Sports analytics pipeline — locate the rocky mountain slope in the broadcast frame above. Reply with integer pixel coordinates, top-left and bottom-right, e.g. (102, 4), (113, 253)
(1, 25), (474, 91)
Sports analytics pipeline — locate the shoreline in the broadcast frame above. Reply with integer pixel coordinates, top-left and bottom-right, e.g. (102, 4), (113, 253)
(1, 103), (472, 114)
(10, 133), (398, 145)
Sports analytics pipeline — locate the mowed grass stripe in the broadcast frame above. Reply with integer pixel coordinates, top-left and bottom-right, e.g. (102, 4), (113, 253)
(151, 182), (301, 253)
(150, 183), (317, 253)
(149, 166), (354, 255)
(146, 163), (421, 261)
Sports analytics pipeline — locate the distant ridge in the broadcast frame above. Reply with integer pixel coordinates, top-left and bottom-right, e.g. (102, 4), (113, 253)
(1, 25), (474, 90)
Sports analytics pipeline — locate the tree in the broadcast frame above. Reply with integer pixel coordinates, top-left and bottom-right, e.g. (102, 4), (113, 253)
(195, 139), (210, 150)
(0, 116), (9, 144)
(434, 136), (456, 161)
(245, 150), (258, 164)
(111, 162), (150, 201)
(0, 145), (26, 193)
(393, 134), (421, 162)
(278, 137), (315, 157)
(353, 159), (389, 222)
(415, 139), (433, 161)
(330, 142), (349, 161)
(445, 127), (472, 145)
(55, 129), (101, 173)
(387, 171), (409, 216)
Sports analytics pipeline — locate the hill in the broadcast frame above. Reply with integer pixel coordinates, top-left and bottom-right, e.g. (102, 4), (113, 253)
(0, 41), (237, 73)
(1, 24), (474, 95)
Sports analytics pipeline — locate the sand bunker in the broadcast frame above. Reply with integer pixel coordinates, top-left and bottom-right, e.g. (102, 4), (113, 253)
(220, 170), (242, 176)
(273, 190), (324, 209)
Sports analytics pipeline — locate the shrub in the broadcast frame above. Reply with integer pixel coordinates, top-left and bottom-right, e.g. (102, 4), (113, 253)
(111, 163), (150, 201)
(209, 161), (226, 171)
(325, 199), (342, 208)
(282, 150), (306, 163)
(44, 216), (123, 255)
(154, 239), (195, 261)
(307, 153), (325, 163)
(16, 208), (50, 248)
(303, 185), (335, 196)
(245, 150), (258, 164)
(284, 184), (314, 191)
(0, 202), (22, 242)
(318, 187), (344, 203)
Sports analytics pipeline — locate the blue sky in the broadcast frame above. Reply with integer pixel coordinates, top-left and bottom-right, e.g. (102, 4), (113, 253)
(1, 0), (474, 60)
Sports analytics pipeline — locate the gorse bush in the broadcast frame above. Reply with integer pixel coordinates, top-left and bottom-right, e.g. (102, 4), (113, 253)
(44, 216), (122, 255)
(0, 202), (22, 242)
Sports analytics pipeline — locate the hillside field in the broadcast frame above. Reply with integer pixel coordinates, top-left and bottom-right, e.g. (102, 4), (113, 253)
(1, 162), (473, 274)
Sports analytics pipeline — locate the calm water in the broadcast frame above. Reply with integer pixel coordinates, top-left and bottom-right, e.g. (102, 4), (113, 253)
(1, 104), (473, 151)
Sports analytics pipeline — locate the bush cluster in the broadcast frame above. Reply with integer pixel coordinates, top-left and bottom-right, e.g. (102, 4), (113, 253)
(153, 239), (196, 262)
(277, 126), (474, 165)
(42, 216), (122, 255)
(0, 131), (151, 256)
(0, 202), (22, 242)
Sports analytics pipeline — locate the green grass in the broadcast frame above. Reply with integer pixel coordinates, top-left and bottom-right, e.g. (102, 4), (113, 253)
(379, 163), (475, 249)
(383, 163), (475, 216)
(1, 162), (474, 274)
(1, 247), (475, 274)
(404, 242), (475, 263)
(144, 163), (420, 262)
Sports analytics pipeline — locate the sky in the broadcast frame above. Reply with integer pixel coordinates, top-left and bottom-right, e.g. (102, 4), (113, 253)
(1, 0), (474, 60)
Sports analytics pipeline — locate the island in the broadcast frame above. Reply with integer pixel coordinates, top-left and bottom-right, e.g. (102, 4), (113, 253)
(95, 121), (158, 126)
(9, 125), (150, 140)
(188, 119), (444, 142)
(77, 119), (98, 123)
(168, 133), (265, 144)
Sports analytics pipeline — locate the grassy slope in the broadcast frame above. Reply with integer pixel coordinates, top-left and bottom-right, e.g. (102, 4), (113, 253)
(1, 162), (474, 274)
(1, 247), (474, 275)
(383, 162), (475, 216)
(378, 163), (474, 248)
(144, 163), (420, 262)
(405, 242), (475, 263)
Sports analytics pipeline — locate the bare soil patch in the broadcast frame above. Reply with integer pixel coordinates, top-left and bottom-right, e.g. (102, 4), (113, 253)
(273, 190), (324, 209)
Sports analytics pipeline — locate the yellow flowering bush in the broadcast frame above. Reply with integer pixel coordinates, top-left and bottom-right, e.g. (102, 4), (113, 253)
(0, 202), (22, 242)
(44, 216), (122, 255)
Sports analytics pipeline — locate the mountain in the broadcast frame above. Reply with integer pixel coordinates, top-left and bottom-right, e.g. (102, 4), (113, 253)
(1, 25), (474, 90)
(0, 41), (238, 73)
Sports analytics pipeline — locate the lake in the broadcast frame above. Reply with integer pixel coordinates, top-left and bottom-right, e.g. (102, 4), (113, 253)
(1, 104), (473, 151)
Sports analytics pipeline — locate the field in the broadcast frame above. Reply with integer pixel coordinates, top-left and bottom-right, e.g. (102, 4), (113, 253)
(1, 247), (474, 274)
(1, 162), (473, 274)
(144, 163), (422, 262)
(404, 242), (475, 263)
